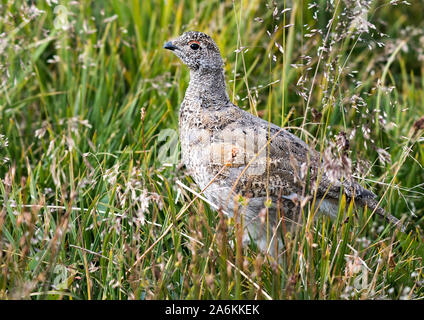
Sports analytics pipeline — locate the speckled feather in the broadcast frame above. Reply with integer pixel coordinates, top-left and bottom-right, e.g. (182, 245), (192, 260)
(164, 31), (403, 253)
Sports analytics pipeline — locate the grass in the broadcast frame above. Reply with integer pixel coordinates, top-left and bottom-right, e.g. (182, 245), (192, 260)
(0, 0), (423, 300)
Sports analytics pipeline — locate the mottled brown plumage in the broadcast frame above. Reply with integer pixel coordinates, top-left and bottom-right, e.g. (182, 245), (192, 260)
(164, 31), (403, 253)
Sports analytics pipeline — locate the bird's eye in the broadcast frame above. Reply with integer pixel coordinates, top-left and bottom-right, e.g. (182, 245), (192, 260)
(190, 43), (200, 50)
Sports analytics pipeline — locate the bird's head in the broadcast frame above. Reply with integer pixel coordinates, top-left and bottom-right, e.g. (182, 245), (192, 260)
(163, 31), (224, 71)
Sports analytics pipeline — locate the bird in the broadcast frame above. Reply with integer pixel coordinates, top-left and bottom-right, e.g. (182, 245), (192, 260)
(163, 31), (403, 254)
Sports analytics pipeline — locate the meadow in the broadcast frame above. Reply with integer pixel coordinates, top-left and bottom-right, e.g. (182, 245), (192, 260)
(0, 0), (423, 299)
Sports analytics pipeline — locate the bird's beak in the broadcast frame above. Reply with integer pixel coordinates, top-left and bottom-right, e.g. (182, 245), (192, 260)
(163, 41), (178, 51)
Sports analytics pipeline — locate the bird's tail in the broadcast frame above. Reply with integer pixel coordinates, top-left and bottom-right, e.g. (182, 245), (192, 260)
(356, 197), (405, 232)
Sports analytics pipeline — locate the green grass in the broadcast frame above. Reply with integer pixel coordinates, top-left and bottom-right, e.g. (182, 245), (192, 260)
(0, 0), (423, 300)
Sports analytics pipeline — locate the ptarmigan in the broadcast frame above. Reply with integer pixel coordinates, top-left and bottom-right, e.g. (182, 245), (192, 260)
(164, 31), (403, 253)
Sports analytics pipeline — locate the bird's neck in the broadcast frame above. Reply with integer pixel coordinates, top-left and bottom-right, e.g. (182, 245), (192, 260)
(186, 68), (230, 105)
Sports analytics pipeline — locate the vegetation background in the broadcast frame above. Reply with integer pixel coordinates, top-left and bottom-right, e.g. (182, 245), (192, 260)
(0, 0), (423, 299)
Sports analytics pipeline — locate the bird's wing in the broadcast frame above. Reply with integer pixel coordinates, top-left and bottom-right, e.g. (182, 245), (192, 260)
(209, 105), (319, 197)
